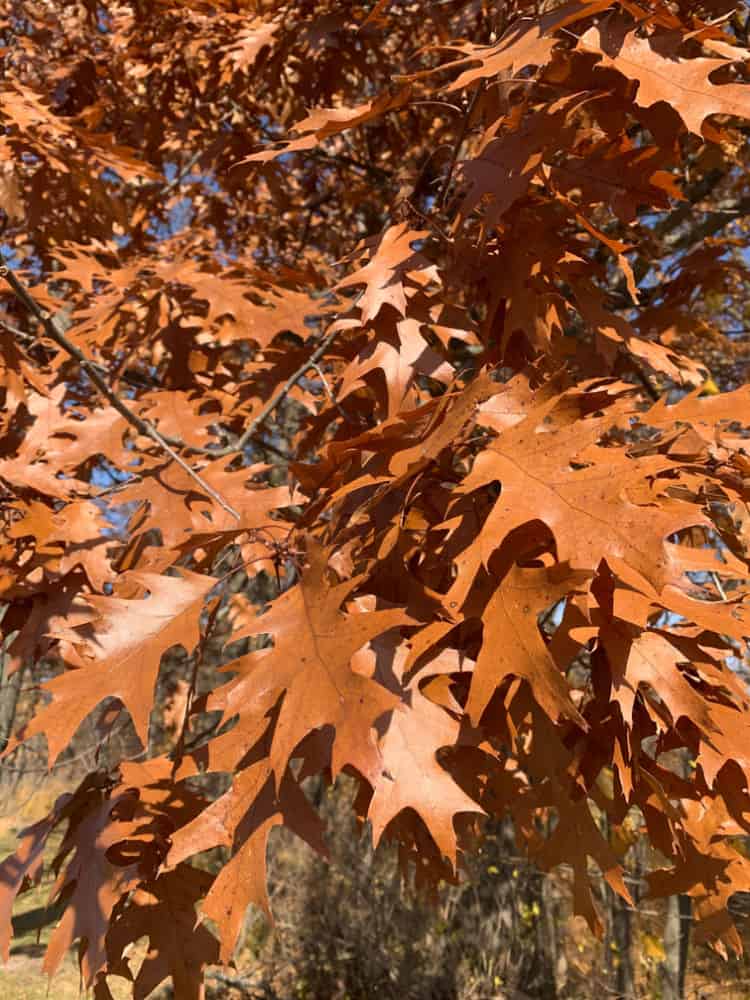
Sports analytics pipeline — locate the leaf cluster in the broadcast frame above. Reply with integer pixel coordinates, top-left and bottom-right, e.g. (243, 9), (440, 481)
(1, 1), (750, 994)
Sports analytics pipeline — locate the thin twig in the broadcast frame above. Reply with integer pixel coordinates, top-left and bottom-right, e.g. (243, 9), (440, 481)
(412, 99), (463, 113)
(437, 83), (483, 208)
(405, 198), (454, 245)
(172, 598), (221, 776)
(220, 324), (341, 457)
(0, 715), (133, 775)
(9, 314), (289, 459)
(2, 315), (159, 390)
(711, 570), (728, 601)
(0, 316), (35, 344)
(0, 266), (240, 520)
(311, 359), (357, 425)
(626, 355), (661, 402)
(162, 146), (205, 196)
(3, 257), (335, 467)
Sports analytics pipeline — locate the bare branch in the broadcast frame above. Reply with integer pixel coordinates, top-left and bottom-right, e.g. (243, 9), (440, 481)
(215, 324), (340, 457)
(437, 83), (483, 209)
(0, 266), (240, 520)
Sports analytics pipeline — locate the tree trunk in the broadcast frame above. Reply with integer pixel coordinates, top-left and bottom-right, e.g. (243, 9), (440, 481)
(611, 888), (635, 1000)
(660, 749), (693, 1000)
(0, 658), (23, 756)
(600, 812), (636, 999)
(660, 893), (692, 1000)
(510, 818), (557, 1000)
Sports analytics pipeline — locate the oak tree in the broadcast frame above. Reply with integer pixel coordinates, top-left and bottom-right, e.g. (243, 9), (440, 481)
(1, 1), (750, 995)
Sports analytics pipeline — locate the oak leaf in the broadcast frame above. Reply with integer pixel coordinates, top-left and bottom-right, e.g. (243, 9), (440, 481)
(168, 763), (326, 962)
(358, 640), (484, 867)
(99, 866), (219, 1000)
(17, 570), (215, 763)
(581, 20), (750, 137)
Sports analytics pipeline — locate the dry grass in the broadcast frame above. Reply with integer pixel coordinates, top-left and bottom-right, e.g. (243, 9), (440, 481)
(0, 778), (136, 1000)
(2, 776), (750, 999)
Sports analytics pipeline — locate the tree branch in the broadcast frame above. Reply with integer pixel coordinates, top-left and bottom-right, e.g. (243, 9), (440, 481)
(2, 267), (334, 471)
(625, 356), (661, 402)
(1, 313), (290, 459)
(438, 83), (483, 208)
(0, 266), (240, 520)
(172, 597), (221, 777)
(215, 324), (341, 458)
